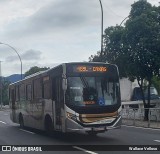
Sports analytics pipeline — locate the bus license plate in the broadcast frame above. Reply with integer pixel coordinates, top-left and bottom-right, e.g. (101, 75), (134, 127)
(93, 127), (105, 131)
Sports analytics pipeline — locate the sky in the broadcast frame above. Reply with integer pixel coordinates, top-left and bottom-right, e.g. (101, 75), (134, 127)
(0, 0), (159, 76)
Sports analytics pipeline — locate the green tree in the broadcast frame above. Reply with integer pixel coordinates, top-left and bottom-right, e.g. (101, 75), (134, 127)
(0, 78), (10, 106)
(24, 66), (50, 77)
(2, 80), (10, 105)
(89, 26), (127, 78)
(152, 76), (160, 95)
(122, 1), (160, 120)
(130, 0), (152, 18)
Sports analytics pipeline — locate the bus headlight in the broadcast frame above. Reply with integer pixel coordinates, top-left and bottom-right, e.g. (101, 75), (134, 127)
(67, 112), (77, 121)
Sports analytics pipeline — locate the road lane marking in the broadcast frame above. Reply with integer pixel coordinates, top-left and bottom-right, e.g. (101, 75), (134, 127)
(0, 121), (6, 124)
(4, 113), (8, 116)
(154, 140), (160, 143)
(19, 129), (35, 134)
(73, 146), (98, 154)
(122, 125), (160, 131)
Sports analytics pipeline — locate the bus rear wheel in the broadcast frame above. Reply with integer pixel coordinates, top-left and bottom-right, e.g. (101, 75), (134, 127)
(44, 116), (53, 135)
(19, 114), (24, 128)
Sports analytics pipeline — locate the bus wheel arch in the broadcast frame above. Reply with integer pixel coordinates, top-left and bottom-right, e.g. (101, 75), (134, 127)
(44, 114), (53, 134)
(19, 113), (24, 128)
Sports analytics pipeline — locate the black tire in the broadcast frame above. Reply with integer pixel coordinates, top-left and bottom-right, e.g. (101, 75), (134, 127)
(44, 116), (53, 135)
(19, 114), (24, 128)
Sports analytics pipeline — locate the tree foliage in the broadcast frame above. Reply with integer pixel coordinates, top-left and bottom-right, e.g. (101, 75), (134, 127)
(122, 0), (160, 108)
(130, 0), (152, 18)
(152, 76), (160, 95)
(24, 66), (50, 77)
(0, 78), (10, 105)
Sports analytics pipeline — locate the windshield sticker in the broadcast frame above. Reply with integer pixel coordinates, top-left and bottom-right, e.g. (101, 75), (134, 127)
(105, 100), (112, 105)
(98, 98), (105, 106)
(89, 95), (94, 100)
(74, 96), (82, 101)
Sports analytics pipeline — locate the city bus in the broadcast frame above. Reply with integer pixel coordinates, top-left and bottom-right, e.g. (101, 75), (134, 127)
(9, 62), (122, 135)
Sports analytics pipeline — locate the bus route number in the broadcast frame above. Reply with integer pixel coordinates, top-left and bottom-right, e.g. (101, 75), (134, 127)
(77, 66), (88, 72)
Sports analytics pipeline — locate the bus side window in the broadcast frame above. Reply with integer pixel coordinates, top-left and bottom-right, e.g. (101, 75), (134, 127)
(11, 88), (16, 109)
(43, 81), (51, 99)
(26, 84), (32, 100)
(15, 85), (20, 101)
(34, 78), (42, 99)
(20, 84), (25, 101)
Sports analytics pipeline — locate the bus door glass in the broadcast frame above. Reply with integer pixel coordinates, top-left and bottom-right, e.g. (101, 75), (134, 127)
(52, 77), (63, 130)
(11, 89), (16, 109)
(11, 88), (16, 121)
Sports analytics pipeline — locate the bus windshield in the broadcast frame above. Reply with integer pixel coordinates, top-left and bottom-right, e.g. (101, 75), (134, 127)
(66, 76), (120, 107)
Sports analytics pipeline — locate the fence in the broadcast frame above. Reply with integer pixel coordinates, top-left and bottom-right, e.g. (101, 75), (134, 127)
(121, 108), (160, 128)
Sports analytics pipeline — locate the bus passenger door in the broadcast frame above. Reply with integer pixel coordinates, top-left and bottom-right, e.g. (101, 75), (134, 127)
(11, 89), (16, 122)
(52, 77), (63, 130)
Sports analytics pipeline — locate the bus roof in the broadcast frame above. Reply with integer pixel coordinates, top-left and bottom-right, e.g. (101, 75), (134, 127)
(9, 62), (111, 86)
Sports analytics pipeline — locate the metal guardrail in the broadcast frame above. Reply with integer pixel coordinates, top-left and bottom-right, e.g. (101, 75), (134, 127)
(122, 108), (160, 128)
(0, 105), (9, 111)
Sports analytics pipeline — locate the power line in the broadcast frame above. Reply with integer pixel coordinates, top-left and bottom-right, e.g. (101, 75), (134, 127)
(103, 3), (125, 19)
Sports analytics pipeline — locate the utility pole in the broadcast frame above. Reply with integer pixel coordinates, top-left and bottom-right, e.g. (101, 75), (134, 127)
(0, 61), (2, 109)
(99, 0), (104, 61)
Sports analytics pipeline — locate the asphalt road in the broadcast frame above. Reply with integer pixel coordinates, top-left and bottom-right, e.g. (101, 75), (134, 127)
(0, 110), (160, 154)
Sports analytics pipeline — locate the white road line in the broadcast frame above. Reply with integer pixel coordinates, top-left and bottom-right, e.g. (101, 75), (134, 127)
(0, 121), (6, 124)
(122, 125), (160, 131)
(73, 146), (98, 154)
(154, 140), (160, 143)
(19, 129), (35, 134)
(4, 113), (8, 116)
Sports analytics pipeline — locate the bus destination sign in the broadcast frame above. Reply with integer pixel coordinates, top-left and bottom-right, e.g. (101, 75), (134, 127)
(73, 66), (107, 73)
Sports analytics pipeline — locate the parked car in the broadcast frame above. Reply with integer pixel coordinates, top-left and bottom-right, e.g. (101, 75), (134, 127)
(131, 87), (159, 101)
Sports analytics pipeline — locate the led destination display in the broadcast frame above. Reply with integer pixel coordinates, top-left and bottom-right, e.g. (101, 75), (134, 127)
(73, 66), (107, 73)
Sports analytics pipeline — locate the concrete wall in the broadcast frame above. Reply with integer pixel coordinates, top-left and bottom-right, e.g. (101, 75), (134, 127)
(120, 78), (139, 102)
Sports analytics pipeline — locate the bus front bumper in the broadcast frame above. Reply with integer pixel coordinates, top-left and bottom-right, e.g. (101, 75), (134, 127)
(65, 115), (122, 133)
